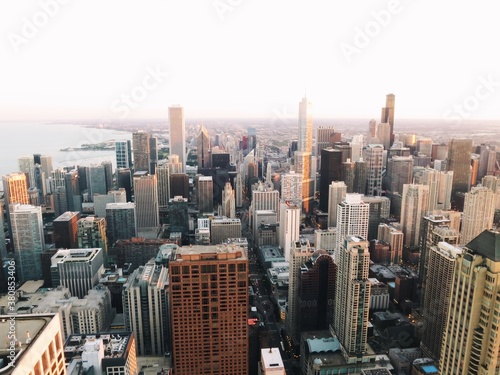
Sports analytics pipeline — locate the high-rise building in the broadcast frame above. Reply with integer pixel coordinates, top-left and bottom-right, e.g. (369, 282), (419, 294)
(39, 154), (53, 177)
(115, 139), (133, 169)
(361, 195), (391, 240)
(156, 161), (170, 207)
(169, 173), (189, 199)
(210, 217), (241, 244)
(298, 97), (313, 153)
(221, 182), (236, 218)
(385, 156), (413, 194)
(316, 126), (341, 156)
(280, 171), (302, 202)
(342, 159), (355, 193)
(377, 223), (404, 264)
(460, 186), (495, 245)
(53, 211), (81, 249)
(279, 200), (301, 261)
(354, 159), (368, 195)
(169, 245), (248, 375)
(102, 161), (113, 193)
(314, 227), (336, 254)
(377, 123), (391, 150)
(447, 138), (473, 195)
(251, 181), (280, 230)
(93, 189), (127, 217)
(64, 331), (138, 375)
(286, 238), (315, 345)
(294, 151), (314, 213)
(33, 164), (47, 204)
(335, 194), (369, 256)
(198, 124), (211, 170)
(133, 173), (159, 230)
(169, 106), (186, 172)
(77, 217), (108, 261)
(413, 167), (453, 211)
(65, 170), (82, 213)
(18, 155), (36, 188)
(418, 214), (459, 301)
(381, 93), (395, 145)
(298, 250), (336, 333)
(400, 184), (429, 247)
(440, 230), (500, 374)
(365, 144), (384, 197)
(319, 148), (343, 212)
(50, 248), (104, 299)
(0, 202), (6, 259)
(10, 203), (45, 283)
(149, 135), (158, 174)
(198, 176), (214, 214)
(132, 131), (150, 173)
(116, 168), (133, 201)
(105, 203), (137, 246)
(2, 172), (29, 208)
(333, 236), (371, 359)
(123, 259), (169, 356)
(420, 242), (461, 361)
(88, 164), (107, 198)
(0, 313), (66, 375)
(168, 196), (189, 240)
(327, 181), (347, 228)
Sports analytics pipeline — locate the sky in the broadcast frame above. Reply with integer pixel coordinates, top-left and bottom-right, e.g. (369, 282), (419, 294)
(1, 0), (499, 121)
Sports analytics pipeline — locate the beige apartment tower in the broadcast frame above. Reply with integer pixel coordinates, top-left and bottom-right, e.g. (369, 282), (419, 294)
(440, 230), (500, 375)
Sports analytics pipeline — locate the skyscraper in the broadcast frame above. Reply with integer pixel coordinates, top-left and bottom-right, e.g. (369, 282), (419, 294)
(420, 242), (461, 361)
(88, 164), (107, 197)
(65, 170), (82, 213)
(77, 217), (108, 261)
(198, 124), (211, 170)
(381, 93), (395, 145)
(280, 171), (302, 202)
(400, 184), (429, 247)
(440, 230), (500, 374)
(298, 250), (336, 332)
(221, 181), (236, 218)
(169, 105), (186, 172)
(319, 148), (343, 212)
(335, 194), (369, 256)
(10, 203), (45, 283)
(333, 236), (371, 359)
(460, 186), (495, 245)
(133, 173), (159, 230)
(18, 155), (35, 188)
(198, 176), (214, 214)
(149, 135), (158, 174)
(385, 156), (414, 194)
(105, 202), (137, 246)
(279, 200), (301, 262)
(115, 139), (133, 169)
(51, 248), (104, 299)
(169, 245), (248, 375)
(123, 259), (169, 355)
(286, 238), (315, 345)
(156, 161), (170, 207)
(413, 167), (453, 211)
(2, 172), (29, 207)
(327, 181), (347, 228)
(296, 97), (314, 213)
(298, 97), (313, 153)
(132, 131), (150, 173)
(447, 138), (473, 195)
(210, 217), (241, 244)
(366, 144), (384, 196)
(93, 189), (127, 218)
(53, 211), (81, 249)
(316, 126), (340, 156)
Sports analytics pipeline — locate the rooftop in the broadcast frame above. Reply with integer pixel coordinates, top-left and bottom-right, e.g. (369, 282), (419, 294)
(466, 229), (500, 261)
(261, 347), (284, 370)
(174, 244), (247, 261)
(54, 211), (80, 221)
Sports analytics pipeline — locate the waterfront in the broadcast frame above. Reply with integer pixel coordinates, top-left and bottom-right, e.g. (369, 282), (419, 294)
(0, 122), (132, 190)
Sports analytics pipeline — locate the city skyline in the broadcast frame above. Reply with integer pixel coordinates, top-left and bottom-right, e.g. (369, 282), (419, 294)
(0, 1), (499, 121)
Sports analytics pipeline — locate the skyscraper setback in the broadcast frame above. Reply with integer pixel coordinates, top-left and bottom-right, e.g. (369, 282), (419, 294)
(295, 96), (314, 213)
(381, 93), (395, 145)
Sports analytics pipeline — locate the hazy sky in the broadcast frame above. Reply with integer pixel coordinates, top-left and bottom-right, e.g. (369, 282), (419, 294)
(1, 0), (499, 121)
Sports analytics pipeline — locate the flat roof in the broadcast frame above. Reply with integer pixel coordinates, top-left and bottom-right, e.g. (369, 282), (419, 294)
(261, 347), (284, 369)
